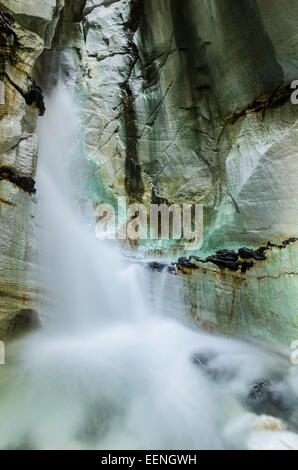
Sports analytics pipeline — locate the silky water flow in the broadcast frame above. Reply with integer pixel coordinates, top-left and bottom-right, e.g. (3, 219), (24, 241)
(0, 85), (297, 450)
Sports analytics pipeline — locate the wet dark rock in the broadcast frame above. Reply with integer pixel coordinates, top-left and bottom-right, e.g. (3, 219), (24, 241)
(175, 237), (297, 274)
(210, 249), (240, 269)
(177, 257), (198, 269)
(246, 379), (294, 423)
(121, 0), (145, 202)
(253, 253), (267, 261)
(13, 309), (41, 332)
(0, 166), (36, 194)
(267, 238), (298, 250)
(167, 265), (176, 273)
(238, 247), (255, 259)
(191, 352), (211, 367)
(216, 249), (238, 261)
(23, 80), (46, 116)
(206, 255), (240, 271)
(1, 73), (45, 116)
(254, 247), (267, 260)
(147, 261), (175, 273)
(267, 241), (277, 249)
(189, 255), (205, 263)
(11, 174), (36, 194)
(230, 84), (293, 125)
(0, 9), (17, 42)
(238, 247), (267, 260)
(0, 309), (41, 340)
(151, 183), (169, 205)
(148, 261), (165, 272)
(248, 379), (272, 401)
(0, 9), (18, 72)
(241, 261), (254, 273)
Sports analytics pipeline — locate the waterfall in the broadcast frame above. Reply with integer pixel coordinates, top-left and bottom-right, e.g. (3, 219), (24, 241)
(0, 85), (296, 451)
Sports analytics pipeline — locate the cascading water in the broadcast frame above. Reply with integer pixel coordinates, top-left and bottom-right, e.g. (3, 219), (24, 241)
(0, 85), (297, 450)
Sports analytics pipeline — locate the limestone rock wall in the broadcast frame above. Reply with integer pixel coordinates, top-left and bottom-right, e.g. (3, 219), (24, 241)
(80, 0), (298, 248)
(1, 0), (298, 346)
(0, 0), (64, 336)
(147, 241), (298, 352)
(79, 0), (298, 348)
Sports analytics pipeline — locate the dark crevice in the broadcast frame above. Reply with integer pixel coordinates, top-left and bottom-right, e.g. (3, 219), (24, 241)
(229, 84), (293, 124)
(0, 10), (17, 41)
(0, 9), (19, 72)
(0, 309), (41, 338)
(88, 51), (127, 62)
(137, 78), (174, 140)
(228, 192), (241, 214)
(0, 9), (18, 50)
(36, 0), (87, 92)
(0, 197), (16, 207)
(150, 183), (169, 206)
(122, 82), (144, 202)
(73, 0), (88, 23)
(1, 72), (45, 116)
(0, 166), (36, 194)
(121, 0), (145, 203)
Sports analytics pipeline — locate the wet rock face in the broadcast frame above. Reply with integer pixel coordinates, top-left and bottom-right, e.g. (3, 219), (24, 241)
(0, 166), (36, 194)
(176, 238), (298, 274)
(246, 379), (298, 428)
(0, 308), (41, 340)
(81, 0), (298, 245)
(146, 261), (175, 274)
(78, 0), (298, 347)
(1, 72), (46, 115)
(0, 0), (298, 345)
(191, 350), (298, 428)
(0, 9), (17, 43)
(0, 9), (18, 73)
(21, 79), (46, 116)
(0, 1), (64, 331)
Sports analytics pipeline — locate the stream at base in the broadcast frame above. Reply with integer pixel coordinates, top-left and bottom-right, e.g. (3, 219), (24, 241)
(0, 86), (297, 450)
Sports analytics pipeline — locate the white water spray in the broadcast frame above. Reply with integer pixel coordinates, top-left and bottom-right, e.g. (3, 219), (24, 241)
(0, 86), (296, 450)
